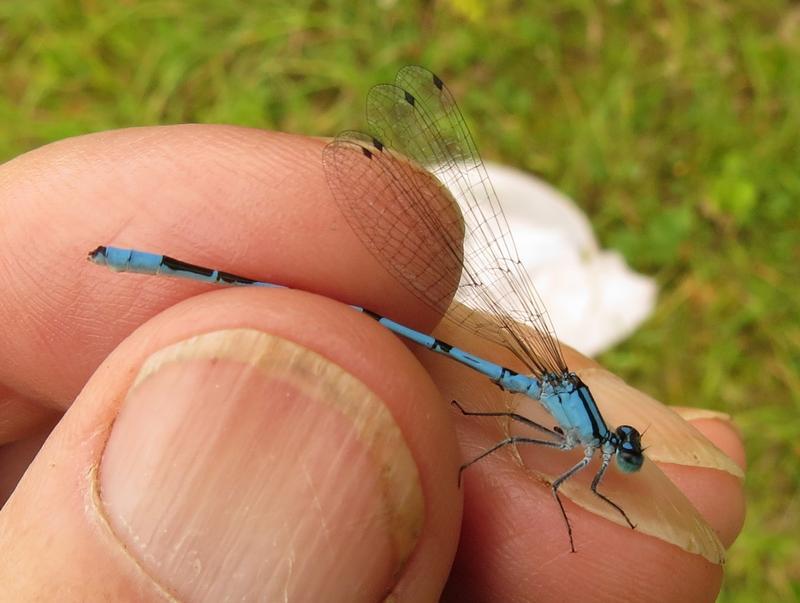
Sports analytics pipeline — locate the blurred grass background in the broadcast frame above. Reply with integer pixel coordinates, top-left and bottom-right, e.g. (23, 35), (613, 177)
(1, 0), (798, 599)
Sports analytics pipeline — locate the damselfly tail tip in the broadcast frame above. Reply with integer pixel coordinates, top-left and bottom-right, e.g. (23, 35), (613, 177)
(87, 245), (108, 264)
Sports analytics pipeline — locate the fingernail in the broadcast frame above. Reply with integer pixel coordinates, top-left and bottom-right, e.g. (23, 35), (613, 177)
(98, 328), (423, 601)
(670, 406), (734, 424)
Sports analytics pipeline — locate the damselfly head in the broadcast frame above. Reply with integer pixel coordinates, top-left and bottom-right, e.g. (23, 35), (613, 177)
(614, 425), (644, 473)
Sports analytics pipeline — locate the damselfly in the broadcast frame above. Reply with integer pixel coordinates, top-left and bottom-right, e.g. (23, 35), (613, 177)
(89, 66), (644, 552)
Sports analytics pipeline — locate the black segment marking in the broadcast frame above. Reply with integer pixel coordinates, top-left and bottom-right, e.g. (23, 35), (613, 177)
(372, 138), (384, 151)
(576, 386), (602, 439)
(218, 271), (256, 285)
(404, 90), (415, 106)
(363, 308), (382, 321)
(432, 339), (452, 353)
(500, 367), (519, 379)
(162, 255), (215, 278)
(361, 146), (373, 159)
(432, 73), (443, 90)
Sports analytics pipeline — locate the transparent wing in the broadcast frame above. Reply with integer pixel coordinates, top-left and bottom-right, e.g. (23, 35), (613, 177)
(323, 66), (567, 377)
(323, 130), (464, 313)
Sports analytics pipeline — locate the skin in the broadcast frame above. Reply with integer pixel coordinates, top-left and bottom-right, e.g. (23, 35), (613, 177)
(0, 126), (746, 602)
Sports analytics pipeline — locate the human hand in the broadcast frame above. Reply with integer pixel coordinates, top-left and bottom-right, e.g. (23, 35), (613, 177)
(0, 126), (745, 601)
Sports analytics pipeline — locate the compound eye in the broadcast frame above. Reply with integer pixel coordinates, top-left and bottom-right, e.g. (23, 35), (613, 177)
(614, 425), (644, 473)
(617, 449), (644, 473)
(616, 425), (642, 447)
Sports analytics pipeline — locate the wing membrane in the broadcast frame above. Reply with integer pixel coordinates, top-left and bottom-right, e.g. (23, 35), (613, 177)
(323, 66), (567, 377)
(324, 130), (464, 311)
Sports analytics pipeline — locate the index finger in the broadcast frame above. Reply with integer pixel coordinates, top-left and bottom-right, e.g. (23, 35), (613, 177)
(0, 125), (444, 407)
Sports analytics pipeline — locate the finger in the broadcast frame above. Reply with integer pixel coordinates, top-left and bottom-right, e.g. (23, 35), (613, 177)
(422, 323), (740, 602)
(670, 408), (747, 470)
(0, 419), (58, 506)
(0, 385), (61, 445)
(0, 288), (461, 601)
(656, 414), (746, 547)
(0, 125), (446, 408)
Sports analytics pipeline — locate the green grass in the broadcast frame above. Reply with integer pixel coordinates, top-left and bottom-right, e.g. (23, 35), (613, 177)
(2, 1), (798, 599)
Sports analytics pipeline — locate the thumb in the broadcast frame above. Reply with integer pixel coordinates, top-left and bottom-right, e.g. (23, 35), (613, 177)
(0, 288), (461, 601)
